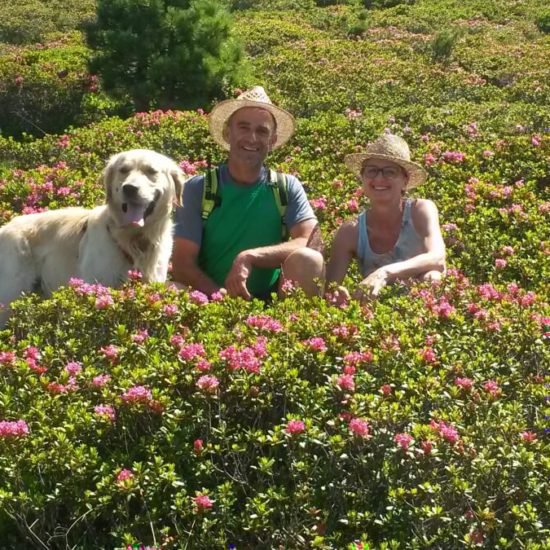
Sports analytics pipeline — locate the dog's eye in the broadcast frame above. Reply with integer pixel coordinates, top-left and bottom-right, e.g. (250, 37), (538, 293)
(119, 166), (131, 174)
(145, 167), (158, 176)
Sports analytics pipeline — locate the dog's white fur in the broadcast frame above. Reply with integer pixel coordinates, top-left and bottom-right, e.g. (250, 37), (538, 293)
(0, 149), (186, 327)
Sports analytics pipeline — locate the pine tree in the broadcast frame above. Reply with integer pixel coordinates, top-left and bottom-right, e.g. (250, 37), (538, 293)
(86, 0), (248, 111)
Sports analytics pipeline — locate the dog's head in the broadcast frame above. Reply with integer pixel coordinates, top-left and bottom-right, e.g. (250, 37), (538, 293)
(102, 149), (186, 229)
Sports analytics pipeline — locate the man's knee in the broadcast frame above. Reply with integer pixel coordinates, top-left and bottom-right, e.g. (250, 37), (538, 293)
(282, 248), (325, 296)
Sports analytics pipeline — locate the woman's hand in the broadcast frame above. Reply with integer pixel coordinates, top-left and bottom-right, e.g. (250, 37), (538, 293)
(353, 268), (390, 301)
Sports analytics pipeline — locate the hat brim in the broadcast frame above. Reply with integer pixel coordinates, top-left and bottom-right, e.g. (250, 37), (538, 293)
(209, 99), (296, 151)
(344, 152), (427, 189)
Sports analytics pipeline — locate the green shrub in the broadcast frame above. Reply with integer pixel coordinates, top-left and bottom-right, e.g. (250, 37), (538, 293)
(0, 0), (95, 44)
(431, 27), (463, 63)
(535, 11), (550, 33)
(0, 275), (548, 547)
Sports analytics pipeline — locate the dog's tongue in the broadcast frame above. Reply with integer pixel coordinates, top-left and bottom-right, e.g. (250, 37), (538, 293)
(123, 204), (146, 227)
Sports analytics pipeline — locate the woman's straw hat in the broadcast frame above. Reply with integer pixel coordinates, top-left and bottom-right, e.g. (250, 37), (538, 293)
(345, 133), (427, 189)
(209, 86), (296, 151)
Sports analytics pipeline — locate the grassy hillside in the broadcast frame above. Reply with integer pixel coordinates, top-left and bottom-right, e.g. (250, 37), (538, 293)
(0, 1), (548, 548)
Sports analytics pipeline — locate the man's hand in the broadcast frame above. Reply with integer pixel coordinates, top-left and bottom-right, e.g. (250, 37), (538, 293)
(353, 268), (390, 302)
(225, 252), (253, 300)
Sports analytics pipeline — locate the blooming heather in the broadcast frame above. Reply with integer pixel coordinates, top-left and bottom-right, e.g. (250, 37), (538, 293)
(303, 337), (327, 352)
(116, 469), (134, 484)
(65, 361), (82, 376)
(189, 290), (209, 305)
(94, 405), (116, 422)
(92, 374), (111, 388)
(348, 418), (369, 438)
(179, 343), (206, 361)
(246, 314), (283, 333)
(121, 386), (152, 403)
(193, 493), (213, 512)
(196, 375), (219, 393)
(394, 432), (414, 451)
(455, 377), (474, 391)
(285, 419), (306, 435)
(0, 419), (29, 438)
(336, 374), (355, 392)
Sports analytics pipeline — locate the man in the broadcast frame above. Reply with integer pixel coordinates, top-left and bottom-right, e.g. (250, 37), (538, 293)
(172, 86), (324, 300)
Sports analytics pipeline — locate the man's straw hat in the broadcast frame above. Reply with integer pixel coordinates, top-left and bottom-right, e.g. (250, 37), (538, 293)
(209, 86), (296, 151)
(345, 133), (427, 189)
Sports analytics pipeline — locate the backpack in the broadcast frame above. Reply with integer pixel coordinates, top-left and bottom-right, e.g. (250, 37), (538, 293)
(200, 167), (289, 240)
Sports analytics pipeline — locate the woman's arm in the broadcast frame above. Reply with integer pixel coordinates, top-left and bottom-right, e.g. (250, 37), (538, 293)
(326, 221), (358, 285)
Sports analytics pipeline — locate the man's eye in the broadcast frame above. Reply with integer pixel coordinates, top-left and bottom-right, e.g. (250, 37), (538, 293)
(384, 168), (399, 178)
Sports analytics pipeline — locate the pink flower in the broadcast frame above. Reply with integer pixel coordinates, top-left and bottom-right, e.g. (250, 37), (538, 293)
(420, 347), (437, 364)
(431, 420), (459, 445)
(454, 377), (474, 391)
(179, 343), (206, 361)
(94, 404), (116, 422)
(100, 345), (119, 363)
(380, 384), (392, 396)
(116, 469), (134, 485)
(520, 431), (537, 443)
(210, 290), (225, 302)
(65, 361), (82, 376)
(348, 418), (370, 438)
(95, 294), (114, 309)
(310, 197), (327, 210)
(0, 419), (29, 438)
(131, 329), (149, 344)
(121, 385), (152, 403)
(286, 419), (306, 435)
(193, 493), (213, 512)
(494, 258), (507, 269)
(336, 374), (355, 392)
(421, 440), (433, 455)
(163, 303), (179, 316)
(92, 374), (111, 388)
(483, 380), (501, 397)
(189, 290), (209, 305)
(47, 382), (68, 394)
(0, 351), (16, 366)
(193, 439), (204, 454)
(303, 337), (327, 352)
(246, 314), (283, 333)
(343, 350), (373, 367)
(196, 375), (219, 393)
(394, 432), (414, 451)
(531, 135), (541, 147)
(196, 358), (211, 372)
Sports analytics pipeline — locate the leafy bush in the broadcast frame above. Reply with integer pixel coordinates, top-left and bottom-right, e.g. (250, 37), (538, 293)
(535, 11), (550, 33)
(0, 275), (548, 547)
(0, 0), (95, 44)
(430, 27), (464, 63)
(85, 0), (250, 111)
(0, 34), (97, 138)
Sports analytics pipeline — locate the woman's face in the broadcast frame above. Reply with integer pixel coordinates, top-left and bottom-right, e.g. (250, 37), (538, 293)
(360, 159), (408, 203)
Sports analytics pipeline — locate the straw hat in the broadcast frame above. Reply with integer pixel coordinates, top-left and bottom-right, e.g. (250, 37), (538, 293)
(209, 86), (296, 151)
(345, 133), (427, 189)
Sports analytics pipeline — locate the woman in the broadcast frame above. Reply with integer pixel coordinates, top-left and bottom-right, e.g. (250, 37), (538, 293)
(326, 133), (445, 302)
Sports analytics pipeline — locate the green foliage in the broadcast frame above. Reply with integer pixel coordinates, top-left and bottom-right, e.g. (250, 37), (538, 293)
(85, 0), (250, 111)
(0, 1), (549, 547)
(0, 34), (95, 138)
(0, 277), (548, 547)
(535, 11), (550, 33)
(0, 0), (95, 44)
(431, 27), (464, 63)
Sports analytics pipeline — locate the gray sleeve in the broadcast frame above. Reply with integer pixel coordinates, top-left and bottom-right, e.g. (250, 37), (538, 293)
(174, 175), (204, 245)
(284, 174), (318, 230)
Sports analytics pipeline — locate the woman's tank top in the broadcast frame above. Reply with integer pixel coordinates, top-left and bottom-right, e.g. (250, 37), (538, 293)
(357, 199), (424, 276)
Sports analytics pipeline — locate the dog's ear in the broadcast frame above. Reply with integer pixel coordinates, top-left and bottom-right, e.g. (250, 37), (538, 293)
(170, 168), (186, 207)
(101, 154), (120, 203)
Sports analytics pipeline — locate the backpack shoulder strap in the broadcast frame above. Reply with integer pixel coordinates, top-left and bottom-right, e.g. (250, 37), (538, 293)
(201, 167), (221, 220)
(268, 169), (289, 240)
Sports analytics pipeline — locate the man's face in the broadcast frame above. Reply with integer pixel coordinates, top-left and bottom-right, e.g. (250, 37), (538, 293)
(225, 107), (277, 168)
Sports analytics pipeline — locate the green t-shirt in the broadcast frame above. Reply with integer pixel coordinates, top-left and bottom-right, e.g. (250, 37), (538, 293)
(198, 173), (282, 296)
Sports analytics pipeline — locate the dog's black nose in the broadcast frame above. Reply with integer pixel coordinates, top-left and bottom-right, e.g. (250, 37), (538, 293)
(122, 183), (139, 198)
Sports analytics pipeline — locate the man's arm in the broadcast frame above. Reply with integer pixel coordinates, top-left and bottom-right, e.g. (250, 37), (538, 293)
(224, 218), (317, 298)
(171, 237), (221, 296)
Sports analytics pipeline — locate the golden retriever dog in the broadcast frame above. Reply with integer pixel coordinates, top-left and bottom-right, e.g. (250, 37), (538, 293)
(0, 149), (186, 327)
